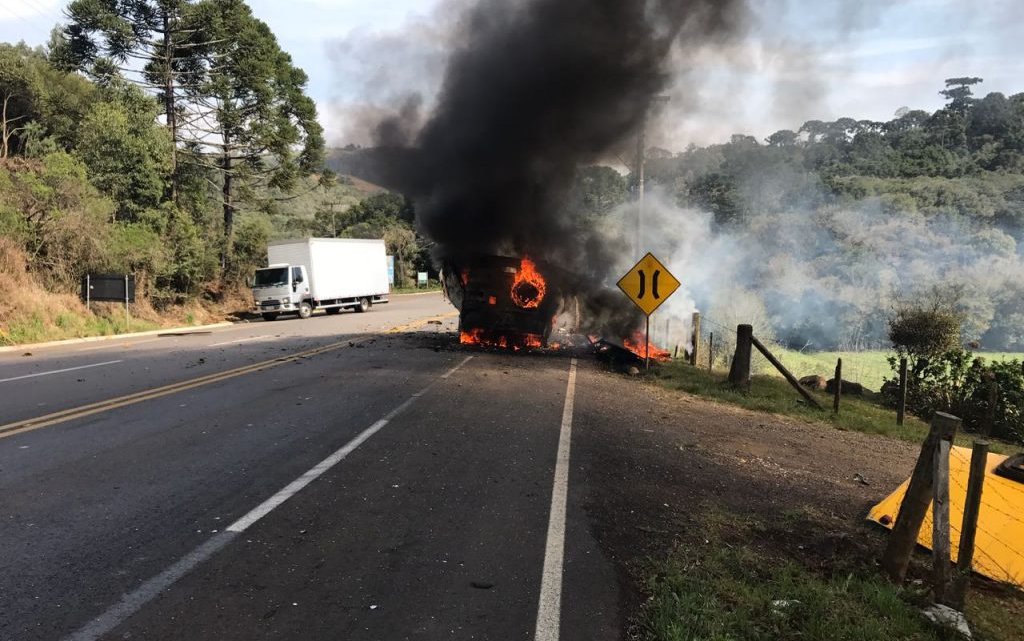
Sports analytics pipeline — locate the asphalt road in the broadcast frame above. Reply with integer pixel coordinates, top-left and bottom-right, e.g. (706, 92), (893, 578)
(0, 293), (621, 641)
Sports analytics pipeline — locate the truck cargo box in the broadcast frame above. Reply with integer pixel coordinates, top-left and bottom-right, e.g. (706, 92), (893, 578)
(267, 238), (389, 302)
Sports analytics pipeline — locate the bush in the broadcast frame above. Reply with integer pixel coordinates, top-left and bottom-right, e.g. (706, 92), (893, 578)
(884, 300), (1024, 444)
(884, 350), (1024, 444)
(961, 359), (1024, 443)
(888, 306), (961, 359)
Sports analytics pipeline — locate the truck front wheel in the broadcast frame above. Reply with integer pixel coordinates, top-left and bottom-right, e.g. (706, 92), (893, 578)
(298, 302), (313, 319)
(356, 297), (371, 313)
(261, 312), (279, 322)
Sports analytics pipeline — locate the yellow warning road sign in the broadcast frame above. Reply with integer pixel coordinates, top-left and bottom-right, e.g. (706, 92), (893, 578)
(617, 252), (680, 316)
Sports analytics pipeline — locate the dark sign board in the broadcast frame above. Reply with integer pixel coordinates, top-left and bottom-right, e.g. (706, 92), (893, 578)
(81, 274), (136, 303)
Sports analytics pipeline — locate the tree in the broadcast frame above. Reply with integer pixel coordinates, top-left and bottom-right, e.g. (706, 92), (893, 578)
(75, 82), (173, 222)
(766, 129), (798, 147)
(940, 77), (983, 114)
(0, 43), (96, 158)
(184, 0), (324, 268)
(343, 192), (413, 228)
(567, 165), (627, 222)
(798, 119), (828, 144)
(0, 44), (36, 158)
(382, 224), (417, 287)
(55, 0), (210, 199)
(687, 172), (745, 226)
(967, 92), (1013, 148)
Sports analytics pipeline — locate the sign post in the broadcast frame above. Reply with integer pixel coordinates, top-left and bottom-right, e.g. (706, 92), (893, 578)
(124, 274), (130, 330)
(80, 274), (136, 327)
(616, 252), (681, 369)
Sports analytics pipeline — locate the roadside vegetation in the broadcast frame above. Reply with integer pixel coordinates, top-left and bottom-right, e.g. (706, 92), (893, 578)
(634, 510), (1023, 641)
(653, 362), (1017, 455)
(761, 348), (1024, 394)
(0, 2), (442, 345)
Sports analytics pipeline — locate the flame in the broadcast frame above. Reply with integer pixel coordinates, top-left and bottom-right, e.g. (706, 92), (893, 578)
(623, 331), (671, 362)
(510, 258), (546, 309)
(460, 329), (544, 350)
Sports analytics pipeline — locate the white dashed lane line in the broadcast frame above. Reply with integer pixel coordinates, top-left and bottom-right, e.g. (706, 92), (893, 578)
(63, 355), (475, 641)
(0, 360), (123, 384)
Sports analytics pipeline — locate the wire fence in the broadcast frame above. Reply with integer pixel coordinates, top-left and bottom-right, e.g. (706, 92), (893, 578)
(666, 317), (1024, 589)
(673, 314), (896, 391)
(921, 446), (1024, 588)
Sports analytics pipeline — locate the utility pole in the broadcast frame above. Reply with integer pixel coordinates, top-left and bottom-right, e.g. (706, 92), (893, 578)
(635, 95), (669, 259)
(636, 122), (645, 259)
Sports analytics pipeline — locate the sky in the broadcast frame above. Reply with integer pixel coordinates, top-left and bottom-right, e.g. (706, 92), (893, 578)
(2, 0), (1023, 150)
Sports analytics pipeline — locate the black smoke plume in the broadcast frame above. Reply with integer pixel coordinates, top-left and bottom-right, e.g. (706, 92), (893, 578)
(373, 0), (747, 334)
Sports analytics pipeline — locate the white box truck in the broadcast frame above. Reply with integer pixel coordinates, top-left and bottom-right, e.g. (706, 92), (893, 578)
(251, 238), (390, 320)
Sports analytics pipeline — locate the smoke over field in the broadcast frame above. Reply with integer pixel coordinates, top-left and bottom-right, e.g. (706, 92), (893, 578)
(602, 188), (1024, 353)
(331, 0), (1024, 350)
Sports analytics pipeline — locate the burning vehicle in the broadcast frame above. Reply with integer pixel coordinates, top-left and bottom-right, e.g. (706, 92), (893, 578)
(442, 254), (566, 350)
(442, 254), (672, 365)
(357, 0), (729, 365)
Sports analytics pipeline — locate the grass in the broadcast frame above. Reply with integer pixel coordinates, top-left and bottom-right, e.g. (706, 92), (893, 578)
(767, 349), (1024, 392)
(635, 512), (1020, 641)
(1, 309), (160, 346)
(638, 546), (946, 641)
(654, 361), (1021, 455)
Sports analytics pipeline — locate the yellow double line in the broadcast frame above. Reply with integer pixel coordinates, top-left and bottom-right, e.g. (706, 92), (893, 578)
(386, 311), (457, 334)
(0, 337), (368, 440)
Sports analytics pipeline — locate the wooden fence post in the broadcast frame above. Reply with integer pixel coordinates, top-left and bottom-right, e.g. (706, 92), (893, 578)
(897, 357), (908, 426)
(984, 380), (998, 437)
(751, 335), (823, 410)
(690, 312), (701, 366)
(708, 332), (714, 373)
(728, 324), (752, 389)
(833, 358), (842, 414)
(932, 438), (952, 603)
(881, 412), (961, 582)
(947, 440), (989, 609)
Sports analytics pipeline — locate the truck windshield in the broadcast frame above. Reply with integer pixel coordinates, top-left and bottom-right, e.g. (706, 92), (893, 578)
(253, 267), (289, 287)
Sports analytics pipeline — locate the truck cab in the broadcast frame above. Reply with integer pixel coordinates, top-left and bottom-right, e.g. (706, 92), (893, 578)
(252, 264), (310, 321)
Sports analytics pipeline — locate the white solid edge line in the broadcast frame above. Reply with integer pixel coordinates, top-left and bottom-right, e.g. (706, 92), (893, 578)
(62, 354), (474, 641)
(0, 360), (123, 384)
(534, 357), (578, 641)
(209, 336), (266, 348)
